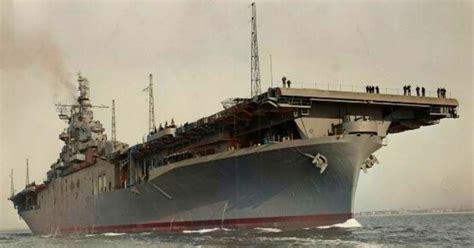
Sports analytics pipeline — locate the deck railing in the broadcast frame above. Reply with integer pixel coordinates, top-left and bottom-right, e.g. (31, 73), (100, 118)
(282, 82), (451, 98)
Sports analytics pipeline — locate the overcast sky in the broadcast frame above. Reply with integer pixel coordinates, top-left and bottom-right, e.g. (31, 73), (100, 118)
(1, 0), (472, 230)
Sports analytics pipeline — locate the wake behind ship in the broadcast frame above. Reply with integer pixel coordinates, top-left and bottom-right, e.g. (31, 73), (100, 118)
(9, 3), (459, 235)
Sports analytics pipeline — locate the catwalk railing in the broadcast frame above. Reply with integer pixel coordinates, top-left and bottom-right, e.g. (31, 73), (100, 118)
(279, 82), (452, 98)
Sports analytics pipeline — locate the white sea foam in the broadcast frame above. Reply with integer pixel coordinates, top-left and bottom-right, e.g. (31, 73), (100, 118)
(254, 227), (282, 233)
(257, 236), (372, 246)
(257, 237), (316, 243)
(84, 234), (96, 237)
(182, 228), (230, 234)
(317, 218), (362, 229)
(102, 232), (126, 236)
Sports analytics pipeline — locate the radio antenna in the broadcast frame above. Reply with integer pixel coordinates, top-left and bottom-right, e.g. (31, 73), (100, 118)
(250, 2), (261, 97)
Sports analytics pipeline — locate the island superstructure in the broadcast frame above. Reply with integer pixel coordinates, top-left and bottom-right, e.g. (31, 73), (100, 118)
(9, 3), (459, 234)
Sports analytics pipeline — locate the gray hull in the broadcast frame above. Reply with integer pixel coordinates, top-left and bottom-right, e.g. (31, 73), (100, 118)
(21, 134), (381, 234)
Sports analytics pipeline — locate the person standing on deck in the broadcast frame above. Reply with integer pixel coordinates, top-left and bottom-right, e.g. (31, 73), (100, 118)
(282, 77), (287, 88)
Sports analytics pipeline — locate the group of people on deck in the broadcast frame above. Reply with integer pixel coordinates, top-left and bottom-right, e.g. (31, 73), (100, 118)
(366, 85), (379, 94)
(281, 77), (292, 88)
(403, 85), (426, 97)
(437, 88), (447, 98)
(278, 78), (447, 98)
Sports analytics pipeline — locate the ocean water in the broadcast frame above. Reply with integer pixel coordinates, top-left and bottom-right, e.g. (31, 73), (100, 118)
(1, 213), (472, 247)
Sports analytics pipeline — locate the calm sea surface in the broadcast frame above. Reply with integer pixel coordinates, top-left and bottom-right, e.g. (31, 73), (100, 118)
(1, 213), (472, 247)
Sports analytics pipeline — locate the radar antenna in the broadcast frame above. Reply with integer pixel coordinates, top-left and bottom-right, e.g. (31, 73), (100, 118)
(55, 104), (71, 123)
(250, 2), (261, 97)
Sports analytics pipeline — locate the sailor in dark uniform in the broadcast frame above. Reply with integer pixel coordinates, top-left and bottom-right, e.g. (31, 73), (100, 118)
(282, 77), (287, 88)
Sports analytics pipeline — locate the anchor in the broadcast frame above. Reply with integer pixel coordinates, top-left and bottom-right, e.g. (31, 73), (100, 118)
(361, 154), (379, 173)
(301, 152), (329, 174)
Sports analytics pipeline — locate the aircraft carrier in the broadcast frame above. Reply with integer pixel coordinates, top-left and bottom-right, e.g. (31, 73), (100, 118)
(9, 3), (459, 234)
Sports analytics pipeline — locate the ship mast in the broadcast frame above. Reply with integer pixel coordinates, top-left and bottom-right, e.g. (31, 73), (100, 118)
(144, 74), (156, 133)
(250, 2), (261, 97)
(55, 73), (108, 124)
(269, 54), (273, 87)
(10, 168), (14, 198)
(77, 73), (91, 107)
(25, 158), (29, 186)
(111, 99), (117, 142)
